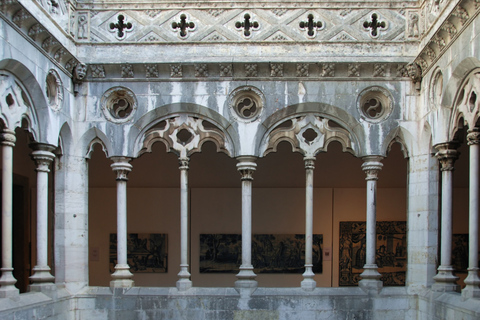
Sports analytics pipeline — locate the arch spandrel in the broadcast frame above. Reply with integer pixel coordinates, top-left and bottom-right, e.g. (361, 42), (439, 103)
(257, 103), (364, 158)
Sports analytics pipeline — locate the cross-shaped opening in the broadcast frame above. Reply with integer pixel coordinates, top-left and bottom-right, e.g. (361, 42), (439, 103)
(299, 14), (323, 37)
(363, 13), (386, 37)
(109, 15), (133, 38)
(235, 14), (259, 37)
(172, 14), (195, 38)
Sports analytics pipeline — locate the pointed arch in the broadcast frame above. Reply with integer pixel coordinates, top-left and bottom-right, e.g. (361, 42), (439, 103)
(257, 103), (363, 158)
(78, 127), (113, 159)
(0, 59), (46, 141)
(131, 103), (237, 158)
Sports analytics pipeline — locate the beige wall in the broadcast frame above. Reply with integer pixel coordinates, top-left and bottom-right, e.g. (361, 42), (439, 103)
(89, 186), (416, 288)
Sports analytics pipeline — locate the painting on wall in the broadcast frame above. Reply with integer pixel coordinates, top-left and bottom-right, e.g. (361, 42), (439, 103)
(199, 234), (323, 274)
(339, 221), (406, 286)
(109, 233), (168, 273)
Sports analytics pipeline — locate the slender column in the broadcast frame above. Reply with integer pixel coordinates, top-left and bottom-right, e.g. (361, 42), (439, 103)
(176, 157), (192, 291)
(235, 156), (257, 293)
(359, 156), (383, 293)
(29, 145), (56, 290)
(0, 129), (18, 298)
(463, 129), (480, 298)
(110, 157), (134, 288)
(301, 156), (316, 291)
(432, 142), (460, 292)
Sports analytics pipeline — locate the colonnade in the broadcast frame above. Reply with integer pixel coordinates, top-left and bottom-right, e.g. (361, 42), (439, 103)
(432, 129), (480, 298)
(0, 127), (479, 296)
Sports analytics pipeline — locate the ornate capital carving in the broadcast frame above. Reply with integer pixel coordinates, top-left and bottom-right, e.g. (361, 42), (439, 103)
(304, 157), (316, 170)
(467, 128), (480, 146)
(31, 149), (56, 173)
(361, 156), (383, 181)
(0, 129), (16, 147)
(237, 156), (257, 181)
(110, 157), (132, 181)
(435, 142), (459, 171)
(179, 157), (189, 170)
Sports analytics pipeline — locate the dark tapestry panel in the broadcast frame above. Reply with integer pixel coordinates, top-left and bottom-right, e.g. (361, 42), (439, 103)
(110, 233), (168, 273)
(339, 221), (406, 286)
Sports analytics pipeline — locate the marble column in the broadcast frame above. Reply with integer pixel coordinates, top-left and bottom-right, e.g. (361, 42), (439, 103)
(0, 129), (18, 298)
(177, 157), (192, 291)
(235, 156), (257, 293)
(432, 142), (460, 292)
(359, 156), (383, 292)
(29, 145), (56, 290)
(463, 129), (480, 298)
(301, 156), (316, 291)
(110, 157), (134, 288)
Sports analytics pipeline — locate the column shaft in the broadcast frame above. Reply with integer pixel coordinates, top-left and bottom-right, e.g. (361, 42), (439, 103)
(110, 158), (134, 289)
(432, 142), (459, 292)
(359, 156), (383, 293)
(176, 157), (192, 291)
(0, 130), (18, 297)
(235, 156), (257, 293)
(29, 148), (56, 287)
(301, 157), (316, 291)
(463, 130), (480, 298)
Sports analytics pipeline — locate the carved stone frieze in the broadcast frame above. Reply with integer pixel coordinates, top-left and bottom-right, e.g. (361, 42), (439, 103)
(139, 114), (233, 158)
(145, 65), (159, 78)
(28, 23), (46, 40)
(260, 114), (354, 158)
(90, 65), (105, 78)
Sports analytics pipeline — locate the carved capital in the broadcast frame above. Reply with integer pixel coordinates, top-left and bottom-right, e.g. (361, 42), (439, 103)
(435, 142), (459, 171)
(0, 129), (16, 147)
(179, 157), (189, 170)
(237, 156), (257, 181)
(361, 156), (383, 181)
(467, 128), (480, 146)
(110, 157), (132, 181)
(31, 149), (55, 173)
(304, 157), (316, 170)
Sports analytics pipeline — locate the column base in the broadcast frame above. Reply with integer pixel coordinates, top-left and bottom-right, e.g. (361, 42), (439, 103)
(462, 268), (480, 299)
(432, 266), (460, 292)
(28, 282), (57, 298)
(0, 268), (18, 298)
(29, 265), (55, 284)
(301, 265), (316, 291)
(235, 266), (257, 295)
(110, 264), (134, 288)
(176, 265), (192, 291)
(359, 264), (383, 294)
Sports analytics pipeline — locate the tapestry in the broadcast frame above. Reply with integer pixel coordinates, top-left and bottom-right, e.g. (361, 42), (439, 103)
(109, 233), (168, 273)
(452, 234), (469, 273)
(339, 221), (406, 286)
(199, 234), (322, 274)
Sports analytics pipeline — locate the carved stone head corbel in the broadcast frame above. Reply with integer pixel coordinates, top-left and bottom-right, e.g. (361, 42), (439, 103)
(406, 62), (422, 91)
(73, 63), (87, 96)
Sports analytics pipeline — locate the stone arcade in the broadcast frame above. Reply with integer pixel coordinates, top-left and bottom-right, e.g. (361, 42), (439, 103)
(0, 0), (480, 319)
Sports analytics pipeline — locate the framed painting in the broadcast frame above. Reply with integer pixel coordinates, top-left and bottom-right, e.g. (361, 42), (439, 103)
(199, 233), (323, 274)
(339, 221), (406, 286)
(109, 233), (168, 273)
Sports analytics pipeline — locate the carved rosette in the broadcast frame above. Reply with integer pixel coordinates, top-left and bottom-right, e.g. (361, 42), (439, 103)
(111, 158), (133, 181)
(435, 143), (459, 172)
(229, 86), (265, 123)
(101, 87), (137, 123)
(0, 129), (16, 147)
(467, 128), (480, 145)
(361, 157), (383, 181)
